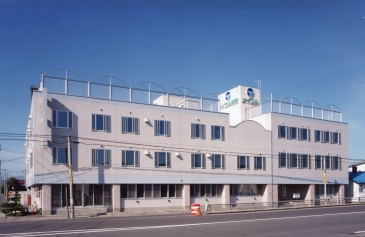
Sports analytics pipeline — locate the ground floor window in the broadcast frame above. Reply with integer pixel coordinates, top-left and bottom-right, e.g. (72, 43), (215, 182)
(121, 184), (183, 199)
(190, 184), (223, 197)
(315, 184), (337, 196)
(230, 184), (258, 196)
(51, 184), (111, 207)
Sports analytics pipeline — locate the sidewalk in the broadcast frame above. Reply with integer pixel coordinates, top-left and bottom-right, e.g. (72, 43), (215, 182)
(0, 195), (6, 219)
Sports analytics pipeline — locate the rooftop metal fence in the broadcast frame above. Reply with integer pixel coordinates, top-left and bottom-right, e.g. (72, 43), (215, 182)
(39, 69), (342, 122)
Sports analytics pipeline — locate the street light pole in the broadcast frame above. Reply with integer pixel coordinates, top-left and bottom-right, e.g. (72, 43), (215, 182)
(67, 136), (74, 218)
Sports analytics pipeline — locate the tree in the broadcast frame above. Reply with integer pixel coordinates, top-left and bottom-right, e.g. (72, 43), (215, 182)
(7, 177), (19, 192)
(0, 191), (25, 216)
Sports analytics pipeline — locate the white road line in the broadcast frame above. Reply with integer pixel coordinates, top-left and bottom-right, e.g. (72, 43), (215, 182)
(354, 230), (365, 234)
(2, 210), (365, 237)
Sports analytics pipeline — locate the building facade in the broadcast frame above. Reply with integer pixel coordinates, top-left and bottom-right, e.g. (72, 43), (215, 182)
(25, 70), (348, 216)
(346, 162), (365, 201)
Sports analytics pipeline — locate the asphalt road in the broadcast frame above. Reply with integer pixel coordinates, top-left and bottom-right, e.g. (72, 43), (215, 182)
(1, 205), (365, 237)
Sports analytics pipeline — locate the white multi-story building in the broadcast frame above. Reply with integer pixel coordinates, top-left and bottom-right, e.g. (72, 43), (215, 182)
(25, 69), (348, 216)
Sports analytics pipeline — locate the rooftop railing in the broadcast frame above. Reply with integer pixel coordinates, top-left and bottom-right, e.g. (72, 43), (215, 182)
(39, 69), (342, 122)
(39, 69), (220, 112)
(246, 93), (342, 122)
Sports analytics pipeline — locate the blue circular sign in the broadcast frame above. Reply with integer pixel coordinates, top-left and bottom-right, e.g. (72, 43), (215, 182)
(247, 88), (255, 98)
(225, 92), (231, 101)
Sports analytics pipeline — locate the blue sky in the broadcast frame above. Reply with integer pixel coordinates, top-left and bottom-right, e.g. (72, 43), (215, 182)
(1, 0), (364, 178)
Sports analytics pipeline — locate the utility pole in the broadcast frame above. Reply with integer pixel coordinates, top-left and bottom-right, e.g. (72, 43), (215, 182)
(324, 156), (327, 205)
(0, 160), (2, 196)
(4, 169), (8, 200)
(68, 135), (74, 218)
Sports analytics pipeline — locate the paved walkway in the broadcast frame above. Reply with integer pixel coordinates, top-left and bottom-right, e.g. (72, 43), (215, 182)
(0, 195), (6, 219)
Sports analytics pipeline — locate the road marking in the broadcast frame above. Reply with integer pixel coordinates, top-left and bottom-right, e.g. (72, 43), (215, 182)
(2, 210), (365, 236)
(354, 230), (365, 234)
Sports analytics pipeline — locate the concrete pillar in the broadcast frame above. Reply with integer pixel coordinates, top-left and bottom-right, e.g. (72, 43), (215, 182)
(223, 184), (230, 204)
(305, 185), (315, 206)
(337, 184), (345, 204)
(263, 184), (278, 207)
(41, 184), (52, 216)
(183, 184), (190, 210)
(112, 184), (120, 212)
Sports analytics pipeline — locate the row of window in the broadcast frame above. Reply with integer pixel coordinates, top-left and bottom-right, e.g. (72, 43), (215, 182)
(230, 184), (259, 196)
(121, 184), (183, 199)
(51, 184), (111, 207)
(51, 184), (341, 206)
(315, 185), (337, 196)
(190, 184), (223, 197)
(314, 130), (341, 144)
(278, 153), (341, 170)
(53, 148), (266, 170)
(53, 111), (225, 140)
(121, 184), (258, 199)
(278, 153), (311, 169)
(314, 155), (341, 170)
(53, 147), (342, 172)
(278, 126), (310, 141)
(278, 126), (341, 145)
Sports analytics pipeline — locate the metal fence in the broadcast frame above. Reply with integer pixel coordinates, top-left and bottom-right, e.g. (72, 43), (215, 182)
(246, 94), (342, 122)
(204, 197), (365, 214)
(40, 70), (220, 112)
(40, 69), (342, 121)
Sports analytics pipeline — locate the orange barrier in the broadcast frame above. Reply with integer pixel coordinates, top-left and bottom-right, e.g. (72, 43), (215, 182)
(190, 203), (202, 216)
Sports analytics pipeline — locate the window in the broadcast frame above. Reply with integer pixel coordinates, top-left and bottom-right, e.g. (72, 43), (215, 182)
(315, 130), (321, 142)
(52, 147), (71, 165)
(191, 124), (206, 139)
(121, 184), (183, 199)
(315, 185), (336, 196)
(122, 117), (139, 134)
(212, 154), (225, 169)
(154, 120), (171, 136)
(190, 184), (223, 197)
(52, 184), (111, 207)
(211, 126), (225, 140)
(325, 156), (331, 169)
(278, 125), (286, 138)
(230, 184), (258, 196)
(92, 114), (111, 132)
(53, 111), (73, 129)
(301, 154), (310, 169)
(299, 128), (310, 141)
(315, 155), (322, 169)
(122, 150), (139, 167)
(290, 154), (298, 168)
(154, 152), (171, 168)
(191, 154), (206, 169)
(237, 156), (249, 170)
(282, 185), (286, 196)
(324, 131), (330, 143)
(288, 127), (297, 140)
(254, 157), (265, 170)
(92, 149), (111, 166)
(331, 156), (341, 170)
(331, 132), (340, 144)
(278, 153), (287, 168)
